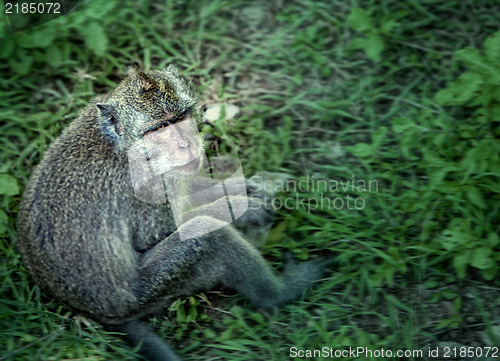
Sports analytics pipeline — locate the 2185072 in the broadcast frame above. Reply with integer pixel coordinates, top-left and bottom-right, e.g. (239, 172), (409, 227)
(5, 2), (61, 14)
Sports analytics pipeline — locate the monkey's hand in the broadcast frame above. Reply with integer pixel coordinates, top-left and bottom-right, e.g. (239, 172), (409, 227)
(253, 253), (334, 311)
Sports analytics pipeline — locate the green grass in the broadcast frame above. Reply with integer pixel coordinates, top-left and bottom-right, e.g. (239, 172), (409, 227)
(1, 0), (500, 360)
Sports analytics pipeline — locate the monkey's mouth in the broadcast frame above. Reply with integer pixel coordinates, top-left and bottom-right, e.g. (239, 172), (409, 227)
(177, 157), (201, 172)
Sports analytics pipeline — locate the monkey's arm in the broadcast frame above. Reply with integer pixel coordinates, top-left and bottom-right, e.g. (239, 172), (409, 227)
(133, 215), (331, 311)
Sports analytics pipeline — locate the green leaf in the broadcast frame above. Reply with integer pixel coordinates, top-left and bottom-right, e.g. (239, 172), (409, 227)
(15, 33), (37, 48)
(435, 181), (463, 194)
(0, 210), (7, 234)
(85, 0), (119, 19)
(82, 22), (108, 56)
(30, 27), (56, 48)
(470, 247), (493, 270)
(9, 49), (33, 75)
(432, 132), (447, 146)
(428, 168), (449, 187)
(45, 45), (63, 68)
(466, 186), (486, 209)
(249, 312), (265, 323)
(203, 328), (217, 339)
(384, 264), (396, 287)
(487, 233), (499, 247)
(484, 30), (500, 64)
(391, 117), (414, 133)
(435, 318), (454, 330)
(456, 47), (500, 83)
(456, 47), (484, 68)
(440, 229), (473, 251)
(349, 35), (385, 62)
(267, 221), (287, 243)
(423, 279), (439, 289)
(441, 289), (457, 300)
(0, 174), (20, 195)
(347, 8), (373, 32)
(364, 35), (385, 62)
(453, 250), (469, 279)
(0, 37), (15, 59)
(434, 71), (482, 106)
(379, 19), (399, 35)
(345, 143), (375, 158)
(422, 150), (446, 167)
(482, 262), (497, 280)
(372, 126), (387, 147)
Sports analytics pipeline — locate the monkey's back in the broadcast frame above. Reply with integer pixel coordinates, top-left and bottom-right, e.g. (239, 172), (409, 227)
(17, 103), (173, 324)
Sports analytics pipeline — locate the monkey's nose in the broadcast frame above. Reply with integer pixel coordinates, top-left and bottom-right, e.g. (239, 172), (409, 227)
(176, 138), (188, 148)
(169, 125), (189, 148)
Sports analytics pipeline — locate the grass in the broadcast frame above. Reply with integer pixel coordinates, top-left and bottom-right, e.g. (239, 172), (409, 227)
(1, 0), (500, 360)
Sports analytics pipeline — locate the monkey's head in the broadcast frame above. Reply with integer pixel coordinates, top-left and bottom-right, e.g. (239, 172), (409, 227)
(97, 66), (205, 178)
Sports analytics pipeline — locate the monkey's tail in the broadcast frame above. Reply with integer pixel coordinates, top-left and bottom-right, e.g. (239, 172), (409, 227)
(119, 320), (182, 361)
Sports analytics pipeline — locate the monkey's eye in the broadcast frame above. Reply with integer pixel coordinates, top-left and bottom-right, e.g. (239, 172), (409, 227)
(176, 110), (189, 122)
(155, 122), (169, 131)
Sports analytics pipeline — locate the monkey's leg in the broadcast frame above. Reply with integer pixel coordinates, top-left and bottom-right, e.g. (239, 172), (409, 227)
(119, 321), (182, 361)
(181, 195), (274, 246)
(135, 216), (330, 311)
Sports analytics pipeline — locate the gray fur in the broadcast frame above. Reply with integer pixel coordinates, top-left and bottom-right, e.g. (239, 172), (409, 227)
(17, 66), (331, 360)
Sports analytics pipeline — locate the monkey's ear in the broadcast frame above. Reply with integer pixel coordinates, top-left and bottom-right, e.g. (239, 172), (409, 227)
(128, 67), (156, 91)
(97, 103), (121, 138)
(166, 64), (179, 77)
(96, 103), (115, 120)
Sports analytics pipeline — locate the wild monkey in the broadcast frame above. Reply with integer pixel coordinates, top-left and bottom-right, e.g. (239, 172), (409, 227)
(17, 66), (331, 361)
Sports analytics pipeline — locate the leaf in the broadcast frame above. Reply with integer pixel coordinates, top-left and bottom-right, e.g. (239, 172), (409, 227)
(372, 126), (387, 147)
(85, 0), (119, 19)
(434, 71), (482, 106)
(30, 26), (57, 48)
(9, 49), (33, 75)
(379, 18), (399, 35)
(435, 181), (463, 194)
(453, 250), (469, 279)
(15, 33), (37, 48)
(466, 186), (486, 209)
(391, 117), (414, 133)
(0, 37), (15, 59)
(487, 233), (499, 247)
(364, 35), (385, 62)
(422, 149), (446, 167)
(0, 210), (7, 234)
(82, 22), (108, 56)
(435, 318), (455, 330)
(423, 279), (439, 289)
(456, 47), (500, 83)
(45, 45), (63, 68)
(456, 47), (484, 69)
(470, 247), (493, 270)
(428, 167), (449, 187)
(203, 328), (217, 339)
(440, 229), (473, 251)
(267, 221), (287, 243)
(482, 263), (497, 280)
(347, 8), (373, 32)
(345, 143), (375, 158)
(0, 174), (20, 195)
(484, 30), (500, 64)
(349, 35), (385, 62)
(432, 132), (447, 146)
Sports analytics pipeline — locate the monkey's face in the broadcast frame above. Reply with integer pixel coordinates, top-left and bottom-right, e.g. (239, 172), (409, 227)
(98, 67), (205, 178)
(140, 112), (204, 177)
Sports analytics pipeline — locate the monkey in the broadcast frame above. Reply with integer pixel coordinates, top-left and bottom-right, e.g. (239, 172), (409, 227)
(16, 65), (331, 361)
